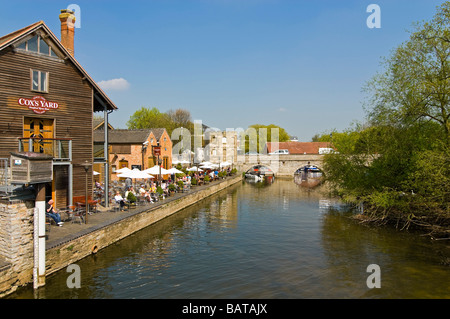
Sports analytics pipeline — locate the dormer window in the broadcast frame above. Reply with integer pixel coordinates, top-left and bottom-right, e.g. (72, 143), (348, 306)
(17, 35), (58, 57)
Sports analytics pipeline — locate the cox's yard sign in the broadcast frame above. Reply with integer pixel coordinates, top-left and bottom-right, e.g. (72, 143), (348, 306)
(18, 96), (59, 114)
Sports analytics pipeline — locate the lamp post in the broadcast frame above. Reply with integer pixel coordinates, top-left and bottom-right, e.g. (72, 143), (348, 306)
(80, 160), (92, 224)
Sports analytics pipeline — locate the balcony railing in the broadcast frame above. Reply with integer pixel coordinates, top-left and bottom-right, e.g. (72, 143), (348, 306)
(18, 137), (72, 162)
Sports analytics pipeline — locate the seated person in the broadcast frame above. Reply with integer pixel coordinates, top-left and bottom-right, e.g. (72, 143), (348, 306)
(114, 191), (129, 210)
(46, 199), (63, 226)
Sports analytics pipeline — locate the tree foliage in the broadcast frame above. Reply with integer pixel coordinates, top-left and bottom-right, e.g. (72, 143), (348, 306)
(126, 106), (194, 137)
(321, 3), (450, 233)
(240, 124), (290, 153)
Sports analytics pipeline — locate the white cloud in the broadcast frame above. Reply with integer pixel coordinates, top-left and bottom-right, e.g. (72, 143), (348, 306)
(278, 107), (287, 112)
(98, 78), (130, 91)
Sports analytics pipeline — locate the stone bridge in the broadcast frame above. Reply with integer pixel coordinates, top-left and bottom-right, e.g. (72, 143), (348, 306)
(235, 154), (325, 177)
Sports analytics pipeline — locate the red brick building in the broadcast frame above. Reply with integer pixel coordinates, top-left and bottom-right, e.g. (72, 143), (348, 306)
(94, 128), (172, 181)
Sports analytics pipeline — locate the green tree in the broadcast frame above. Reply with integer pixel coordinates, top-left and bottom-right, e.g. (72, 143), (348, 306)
(322, 3), (450, 231)
(126, 107), (194, 138)
(364, 1), (450, 144)
(126, 107), (171, 130)
(241, 124), (290, 153)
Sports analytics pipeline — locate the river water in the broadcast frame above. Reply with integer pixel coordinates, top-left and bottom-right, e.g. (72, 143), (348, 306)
(8, 179), (450, 299)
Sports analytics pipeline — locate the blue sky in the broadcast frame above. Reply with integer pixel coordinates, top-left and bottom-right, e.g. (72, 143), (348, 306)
(0, 0), (446, 141)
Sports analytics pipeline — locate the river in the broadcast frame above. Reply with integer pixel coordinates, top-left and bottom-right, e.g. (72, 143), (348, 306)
(8, 178), (450, 299)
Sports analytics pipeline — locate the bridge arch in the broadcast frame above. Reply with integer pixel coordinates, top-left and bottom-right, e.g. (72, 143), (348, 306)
(293, 162), (323, 176)
(243, 164), (276, 176)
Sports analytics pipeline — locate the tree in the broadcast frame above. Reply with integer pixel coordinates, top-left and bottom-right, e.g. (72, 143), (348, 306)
(240, 124), (290, 153)
(321, 3), (450, 232)
(126, 107), (171, 130)
(126, 107), (194, 138)
(364, 2), (450, 144)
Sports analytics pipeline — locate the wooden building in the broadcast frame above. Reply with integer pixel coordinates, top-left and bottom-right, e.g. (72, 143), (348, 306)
(0, 10), (117, 208)
(94, 128), (172, 181)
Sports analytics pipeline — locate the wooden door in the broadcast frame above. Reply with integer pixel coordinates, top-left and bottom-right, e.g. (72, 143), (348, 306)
(23, 118), (54, 154)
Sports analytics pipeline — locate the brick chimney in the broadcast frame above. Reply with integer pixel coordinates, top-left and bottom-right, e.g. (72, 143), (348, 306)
(59, 9), (76, 56)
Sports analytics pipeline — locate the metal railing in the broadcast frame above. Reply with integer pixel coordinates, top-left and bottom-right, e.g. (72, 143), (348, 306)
(18, 137), (72, 162)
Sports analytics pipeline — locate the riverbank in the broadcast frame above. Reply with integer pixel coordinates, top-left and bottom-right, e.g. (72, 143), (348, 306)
(0, 174), (242, 297)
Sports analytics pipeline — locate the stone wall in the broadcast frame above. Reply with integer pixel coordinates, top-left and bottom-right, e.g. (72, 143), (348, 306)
(0, 199), (35, 297)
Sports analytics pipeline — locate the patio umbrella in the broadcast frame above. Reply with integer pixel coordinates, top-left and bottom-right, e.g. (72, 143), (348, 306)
(143, 165), (171, 175)
(115, 167), (132, 173)
(200, 161), (213, 166)
(220, 161), (232, 167)
(93, 170), (100, 175)
(187, 166), (203, 172)
(167, 167), (184, 174)
(117, 168), (154, 179)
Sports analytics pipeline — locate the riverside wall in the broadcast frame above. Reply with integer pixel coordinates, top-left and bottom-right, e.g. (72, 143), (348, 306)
(0, 174), (242, 297)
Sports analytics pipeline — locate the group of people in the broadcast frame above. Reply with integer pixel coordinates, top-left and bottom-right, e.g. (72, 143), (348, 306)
(113, 181), (172, 211)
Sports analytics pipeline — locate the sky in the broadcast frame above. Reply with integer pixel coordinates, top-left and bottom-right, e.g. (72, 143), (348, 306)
(0, 0), (447, 141)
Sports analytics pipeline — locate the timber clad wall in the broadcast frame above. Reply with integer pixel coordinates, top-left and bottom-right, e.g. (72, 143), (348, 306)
(0, 46), (93, 201)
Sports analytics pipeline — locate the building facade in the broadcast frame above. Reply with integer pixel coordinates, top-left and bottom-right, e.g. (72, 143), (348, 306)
(0, 11), (117, 208)
(94, 128), (172, 181)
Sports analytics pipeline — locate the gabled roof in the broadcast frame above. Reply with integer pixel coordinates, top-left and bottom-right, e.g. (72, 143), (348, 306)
(93, 118), (115, 130)
(94, 128), (169, 144)
(0, 21), (117, 112)
(266, 142), (333, 154)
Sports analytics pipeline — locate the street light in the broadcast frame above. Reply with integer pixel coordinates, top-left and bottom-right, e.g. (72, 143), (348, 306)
(80, 160), (92, 224)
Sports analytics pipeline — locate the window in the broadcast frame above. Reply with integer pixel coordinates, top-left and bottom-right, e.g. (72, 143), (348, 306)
(17, 35), (58, 57)
(31, 70), (48, 93)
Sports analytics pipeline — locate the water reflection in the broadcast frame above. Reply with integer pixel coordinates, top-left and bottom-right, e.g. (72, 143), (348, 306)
(7, 179), (450, 299)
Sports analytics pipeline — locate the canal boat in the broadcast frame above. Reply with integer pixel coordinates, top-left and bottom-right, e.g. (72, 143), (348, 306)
(294, 165), (323, 188)
(244, 165), (273, 182)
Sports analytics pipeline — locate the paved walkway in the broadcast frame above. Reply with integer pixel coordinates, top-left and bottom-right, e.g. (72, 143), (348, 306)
(45, 178), (234, 250)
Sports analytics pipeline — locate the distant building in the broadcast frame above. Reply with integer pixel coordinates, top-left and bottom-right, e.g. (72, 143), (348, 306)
(289, 136), (299, 142)
(94, 128), (172, 181)
(265, 142), (334, 155)
(206, 130), (238, 164)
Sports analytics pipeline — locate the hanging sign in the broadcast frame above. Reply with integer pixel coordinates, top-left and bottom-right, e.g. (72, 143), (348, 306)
(153, 146), (161, 156)
(18, 96), (59, 114)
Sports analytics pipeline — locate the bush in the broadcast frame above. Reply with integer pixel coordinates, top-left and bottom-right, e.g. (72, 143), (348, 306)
(127, 191), (137, 203)
(191, 177), (198, 185)
(177, 180), (184, 188)
(204, 175), (210, 182)
(168, 183), (176, 192)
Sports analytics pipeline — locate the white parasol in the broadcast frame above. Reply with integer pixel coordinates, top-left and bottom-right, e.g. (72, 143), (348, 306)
(117, 168), (154, 179)
(167, 167), (184, 174)
(143, 165), (171, 175)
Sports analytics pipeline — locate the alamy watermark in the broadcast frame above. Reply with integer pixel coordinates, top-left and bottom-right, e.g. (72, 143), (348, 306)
(366, 4), (381, 29)
(66, 264), (81, 288)
(67, 4), (81, 28)
(366, 264), (381, 288)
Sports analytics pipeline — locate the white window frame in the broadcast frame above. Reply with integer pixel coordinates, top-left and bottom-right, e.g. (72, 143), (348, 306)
(31, 69), (49, 93)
